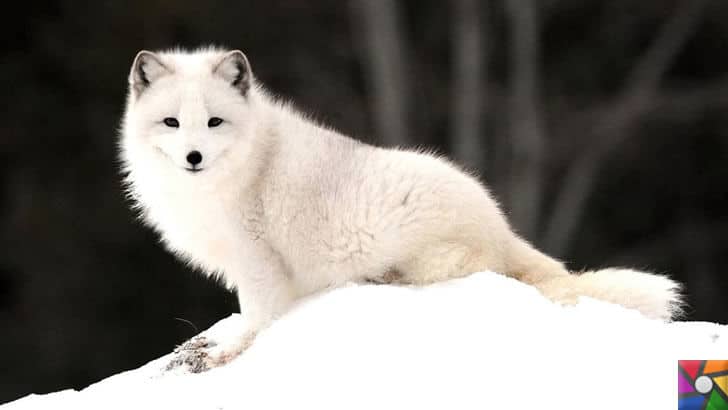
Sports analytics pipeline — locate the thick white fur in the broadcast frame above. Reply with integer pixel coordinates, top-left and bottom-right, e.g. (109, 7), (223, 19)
(120, 48), (682, 366)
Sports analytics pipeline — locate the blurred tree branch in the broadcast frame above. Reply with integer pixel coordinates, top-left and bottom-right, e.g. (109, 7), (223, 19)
(451, 0), (486, 170)
(505, 0), (545, 239)
(349, 0), (410, 146)
(605, 220), (726, 268)
(645, 78), (728, 119)
(542, 0), (709, 257)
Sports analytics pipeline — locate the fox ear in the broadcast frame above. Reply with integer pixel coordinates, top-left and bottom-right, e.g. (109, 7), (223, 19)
(213, 50), (253, 96)
(129, 50), (171, 98)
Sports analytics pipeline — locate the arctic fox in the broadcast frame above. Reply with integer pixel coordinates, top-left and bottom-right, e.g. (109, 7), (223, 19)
(120, 47), (682, 368)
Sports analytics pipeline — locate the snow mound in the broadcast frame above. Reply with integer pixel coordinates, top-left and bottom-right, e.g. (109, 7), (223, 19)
(5, 272), (727, 410)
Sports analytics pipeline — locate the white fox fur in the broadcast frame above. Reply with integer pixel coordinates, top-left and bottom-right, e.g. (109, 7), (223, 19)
(120, 48), (682, 368)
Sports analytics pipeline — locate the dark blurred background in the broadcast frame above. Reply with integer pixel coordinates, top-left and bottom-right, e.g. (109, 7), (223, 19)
(2, 0), (727, 403)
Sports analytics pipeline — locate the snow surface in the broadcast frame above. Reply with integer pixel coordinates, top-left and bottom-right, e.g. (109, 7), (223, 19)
(5, 271), (727, 410)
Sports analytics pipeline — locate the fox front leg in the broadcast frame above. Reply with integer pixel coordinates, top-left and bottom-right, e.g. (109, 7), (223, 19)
(170, 256), (295, 372)
(206, 259), (296, 368)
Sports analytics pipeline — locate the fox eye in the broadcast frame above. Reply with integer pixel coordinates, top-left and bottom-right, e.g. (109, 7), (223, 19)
(163, 117), (179, 128)
(208, 117), (223, 127)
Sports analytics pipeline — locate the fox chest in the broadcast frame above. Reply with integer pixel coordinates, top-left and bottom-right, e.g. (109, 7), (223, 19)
(149, 195), (265, 275)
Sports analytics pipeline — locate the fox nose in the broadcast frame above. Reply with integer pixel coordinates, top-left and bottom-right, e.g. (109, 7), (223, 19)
(186, 151), (202, 166)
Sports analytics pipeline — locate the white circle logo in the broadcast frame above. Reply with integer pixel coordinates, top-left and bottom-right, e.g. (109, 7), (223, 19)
(695, 375), (713, 394)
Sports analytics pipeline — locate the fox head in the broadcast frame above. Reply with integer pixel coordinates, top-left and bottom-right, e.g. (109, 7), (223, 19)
(121, 48), (262, 193)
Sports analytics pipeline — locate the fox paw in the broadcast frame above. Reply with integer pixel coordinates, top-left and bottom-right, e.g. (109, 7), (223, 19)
(166, 333), (255, 373)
